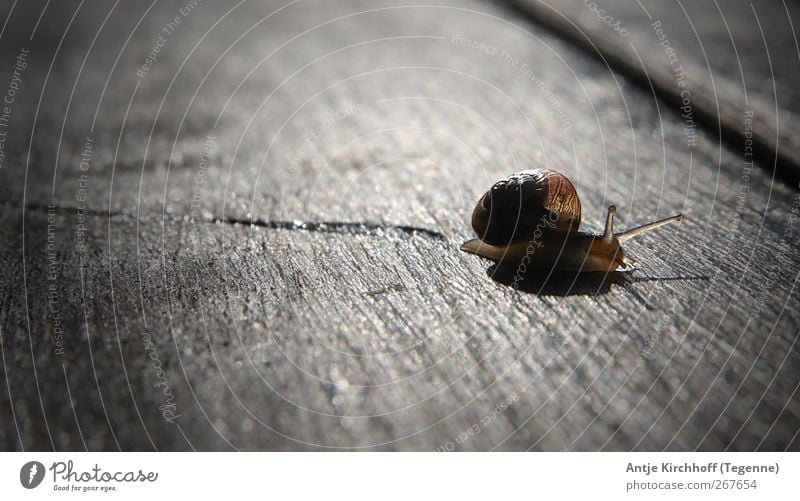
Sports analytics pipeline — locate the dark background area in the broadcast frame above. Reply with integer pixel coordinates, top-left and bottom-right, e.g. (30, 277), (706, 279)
(1, 0), (798, 451)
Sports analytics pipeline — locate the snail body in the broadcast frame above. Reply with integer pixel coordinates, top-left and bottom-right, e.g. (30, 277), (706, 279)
(461, 169), (683, 272)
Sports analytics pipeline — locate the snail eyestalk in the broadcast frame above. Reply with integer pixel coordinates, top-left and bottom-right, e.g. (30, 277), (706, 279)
(615, 213), (684, 243)
(602, 204), (616, 243)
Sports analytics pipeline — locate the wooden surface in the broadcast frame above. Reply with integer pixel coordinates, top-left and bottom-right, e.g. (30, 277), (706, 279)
(508, 0), (800, 182)
(1, 0), (799, 451)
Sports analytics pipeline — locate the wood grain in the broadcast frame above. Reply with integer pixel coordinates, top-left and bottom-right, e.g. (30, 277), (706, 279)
(1, 0), (799, 451)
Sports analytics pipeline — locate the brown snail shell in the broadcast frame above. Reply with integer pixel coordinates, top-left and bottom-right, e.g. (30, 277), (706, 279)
(471, 169), (581, 246)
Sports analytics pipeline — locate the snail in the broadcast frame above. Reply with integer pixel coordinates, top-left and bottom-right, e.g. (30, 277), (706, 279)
(460, 169), (684, 272)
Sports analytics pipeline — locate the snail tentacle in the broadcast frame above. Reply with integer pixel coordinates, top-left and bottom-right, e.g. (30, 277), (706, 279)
(615, 213), (684, 243)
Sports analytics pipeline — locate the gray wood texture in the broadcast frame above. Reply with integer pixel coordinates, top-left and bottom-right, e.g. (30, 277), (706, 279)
(1, 0), (799, 451)
(509, 0), (800, 182)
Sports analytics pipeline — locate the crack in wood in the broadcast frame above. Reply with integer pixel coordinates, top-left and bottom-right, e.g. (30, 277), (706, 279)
(3, 201), (449, 241)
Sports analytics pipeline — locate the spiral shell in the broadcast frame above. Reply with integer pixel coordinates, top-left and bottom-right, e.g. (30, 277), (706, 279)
(470, 169), (582, 246)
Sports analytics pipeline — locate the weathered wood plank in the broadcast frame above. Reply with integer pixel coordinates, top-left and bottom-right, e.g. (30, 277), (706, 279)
(508, 0), (800, 182)
(1, 0), (799, 451)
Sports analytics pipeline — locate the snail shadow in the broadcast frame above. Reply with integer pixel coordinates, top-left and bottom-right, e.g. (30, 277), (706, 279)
(485, 262), (710, 297)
